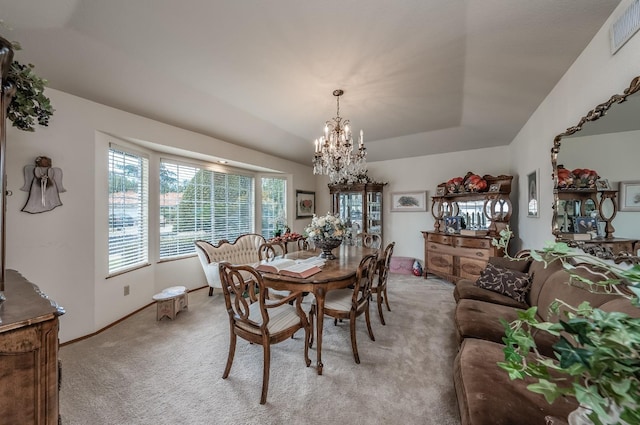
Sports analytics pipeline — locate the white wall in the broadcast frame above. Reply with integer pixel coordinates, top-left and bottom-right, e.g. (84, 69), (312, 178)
(6, 89), (316, 343)
(510, 0), (640, 251)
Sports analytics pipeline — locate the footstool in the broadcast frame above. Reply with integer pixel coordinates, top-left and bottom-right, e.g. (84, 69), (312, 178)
(152, 286), (188, 320)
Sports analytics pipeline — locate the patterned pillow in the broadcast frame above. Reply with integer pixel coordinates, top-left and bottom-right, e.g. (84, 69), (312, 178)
(475, 262), (532, 303)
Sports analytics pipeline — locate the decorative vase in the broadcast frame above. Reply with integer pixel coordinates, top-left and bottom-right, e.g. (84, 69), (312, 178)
(314, 238), (342, 260)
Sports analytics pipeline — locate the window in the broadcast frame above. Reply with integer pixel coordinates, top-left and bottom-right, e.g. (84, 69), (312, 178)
(159, 160), (254, 259)
(108, 145), (149, 274)
(261, 177), (287, 238)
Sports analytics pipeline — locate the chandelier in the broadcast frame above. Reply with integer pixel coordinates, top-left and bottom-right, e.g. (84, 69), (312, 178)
(312, 89), (367, 184)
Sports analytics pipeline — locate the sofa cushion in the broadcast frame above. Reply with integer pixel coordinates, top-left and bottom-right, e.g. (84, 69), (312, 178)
(454, 278), (528, 309)
(453, 338), (578, 425)
(454, 299), (523, 345)
(488, 256), (532, 273)
(475, 262), (532, 303)
(535, 265), (621, 323)
(527, 258), (565, 306)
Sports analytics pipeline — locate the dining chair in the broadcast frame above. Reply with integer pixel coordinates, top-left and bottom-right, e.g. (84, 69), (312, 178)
(257, 241), (290, 299)
(308, 252), (378, 364)
(355, 232), (382, 249)
(297, 238), (310, 251)
(258, 241), (287, 261)
(218, 262), (311, 404)
(371, 242), (395, 325)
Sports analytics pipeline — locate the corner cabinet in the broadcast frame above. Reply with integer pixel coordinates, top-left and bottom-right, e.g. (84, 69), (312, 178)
(423, 174), (513, 283)
(329, 182), (386, 241)
(0, 270), (65, 425)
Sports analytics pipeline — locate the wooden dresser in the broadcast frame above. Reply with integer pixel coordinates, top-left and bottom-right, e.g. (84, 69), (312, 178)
(422, 231), (503, 283)
(0, 270), (65, 425)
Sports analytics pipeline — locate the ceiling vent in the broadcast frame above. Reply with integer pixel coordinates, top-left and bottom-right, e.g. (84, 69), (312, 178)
(610, 0), (640, 54)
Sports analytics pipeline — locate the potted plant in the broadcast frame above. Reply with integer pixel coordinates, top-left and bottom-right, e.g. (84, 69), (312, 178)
(1, 28), (54, 131)
(493, 229), (640, 425)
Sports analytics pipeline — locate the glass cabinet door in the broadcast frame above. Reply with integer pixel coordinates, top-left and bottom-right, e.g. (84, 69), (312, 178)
(367, 191), (382, 234)
(337, 192), (363, 234)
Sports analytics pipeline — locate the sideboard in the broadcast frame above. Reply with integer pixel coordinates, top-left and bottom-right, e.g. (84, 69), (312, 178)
(0, 270), (65, 425)
(422, 231), (503, 283)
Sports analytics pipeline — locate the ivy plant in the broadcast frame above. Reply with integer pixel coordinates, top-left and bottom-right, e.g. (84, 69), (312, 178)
(1, 26), (54, 131)
(493, 228), (640, 425)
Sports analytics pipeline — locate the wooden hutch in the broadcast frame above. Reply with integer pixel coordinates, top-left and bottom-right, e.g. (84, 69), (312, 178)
(422, 174), (513, 283)
(329, 182), (386, 243)
(553, 188), (636, 256)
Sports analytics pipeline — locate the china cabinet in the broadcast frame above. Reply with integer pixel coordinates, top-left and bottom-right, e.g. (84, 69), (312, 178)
(423, 174), (512, 283)
(329, 182), (386, 242)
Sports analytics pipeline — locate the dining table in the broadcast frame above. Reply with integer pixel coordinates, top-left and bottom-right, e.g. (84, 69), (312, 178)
(259, 244), (377, 375)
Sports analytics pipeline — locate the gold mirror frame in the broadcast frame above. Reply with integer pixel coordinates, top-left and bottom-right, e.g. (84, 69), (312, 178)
(551, 75), (640, 238)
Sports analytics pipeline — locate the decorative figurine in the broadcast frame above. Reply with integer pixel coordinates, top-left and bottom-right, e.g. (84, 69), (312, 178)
(20, 156), (66, 213)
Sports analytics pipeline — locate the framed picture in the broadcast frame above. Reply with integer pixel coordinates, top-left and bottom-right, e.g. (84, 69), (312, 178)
(595, 179), (611, 191)
(527, 169), (540, 218)
(435, 187), (446, 196)
(574, 216), (597, 234)
(619, 181), (640, 212)
(444, 216), (462, 234)
(390, 191), (427, 212)
(295, 190), (315, 218)
(488, 183), (501, 193)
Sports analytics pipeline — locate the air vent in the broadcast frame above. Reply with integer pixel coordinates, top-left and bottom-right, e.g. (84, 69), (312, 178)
(610, 0), (640, 54)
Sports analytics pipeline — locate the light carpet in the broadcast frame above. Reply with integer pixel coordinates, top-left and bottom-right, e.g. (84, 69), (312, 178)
(60, 274), (461, 425)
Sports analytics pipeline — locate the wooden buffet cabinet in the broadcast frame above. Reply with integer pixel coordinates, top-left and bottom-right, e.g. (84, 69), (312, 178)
(422, 231), (504, 283)
(423, 174), (513, 283)
(0, 270), (65, 425)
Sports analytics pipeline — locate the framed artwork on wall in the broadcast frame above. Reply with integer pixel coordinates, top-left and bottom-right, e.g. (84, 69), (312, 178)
(295, 190), (315, 218)
(390, 191), (427, 212)
(527, 169), (540, 218)
(619, 181), (640, 211)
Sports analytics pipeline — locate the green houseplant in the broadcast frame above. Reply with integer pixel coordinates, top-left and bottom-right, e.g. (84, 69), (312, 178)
(493, 229), (640, 425)
(1, 26), (54, 131)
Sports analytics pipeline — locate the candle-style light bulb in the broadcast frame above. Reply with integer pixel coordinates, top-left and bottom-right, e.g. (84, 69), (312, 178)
(359, 129), (364, 148)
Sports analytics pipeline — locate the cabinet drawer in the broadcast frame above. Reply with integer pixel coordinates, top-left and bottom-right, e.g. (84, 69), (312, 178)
(454, 237), (491, 249)
(458, 257), (487, 281)
(427, 252), (453, 276)
(427, 233), (451, 245)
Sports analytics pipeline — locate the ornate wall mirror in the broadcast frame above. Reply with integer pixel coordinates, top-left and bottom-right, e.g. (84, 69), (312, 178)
(551, 75), (640, 257)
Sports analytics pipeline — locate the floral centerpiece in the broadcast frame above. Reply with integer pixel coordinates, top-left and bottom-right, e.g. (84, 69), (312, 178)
(304, 213), (347, 259)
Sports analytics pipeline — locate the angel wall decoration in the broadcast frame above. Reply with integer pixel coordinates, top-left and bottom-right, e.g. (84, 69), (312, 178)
(20, 156), (66, 213)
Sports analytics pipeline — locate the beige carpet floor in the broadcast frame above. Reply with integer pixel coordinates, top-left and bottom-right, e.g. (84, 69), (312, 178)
(60, 274), (461, 425)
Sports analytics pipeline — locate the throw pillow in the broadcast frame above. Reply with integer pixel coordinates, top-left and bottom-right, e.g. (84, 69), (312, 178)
(475, 262), (532, 303)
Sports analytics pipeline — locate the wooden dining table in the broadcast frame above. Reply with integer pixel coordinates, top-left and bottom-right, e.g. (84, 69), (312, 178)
(259, 244), (377, 375)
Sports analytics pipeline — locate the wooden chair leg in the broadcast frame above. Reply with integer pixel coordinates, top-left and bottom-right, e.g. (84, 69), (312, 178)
(209, 286), (214, 296)
(303, 324), (311, 367)
(365, 305), (375, 342)
(350, 315), (360, 364)
(260, 343), (270, 405)
(308, 305), (315, 348)
(377, 294), (386, 325)
(383, 286), (391, 311)
(223, 331), (236, 379)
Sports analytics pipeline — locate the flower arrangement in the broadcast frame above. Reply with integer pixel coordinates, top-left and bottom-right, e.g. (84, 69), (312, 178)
(304, 213), (346, 241)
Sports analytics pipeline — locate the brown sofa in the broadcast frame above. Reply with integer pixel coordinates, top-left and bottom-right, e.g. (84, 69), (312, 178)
(452, 254), (639, 425)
